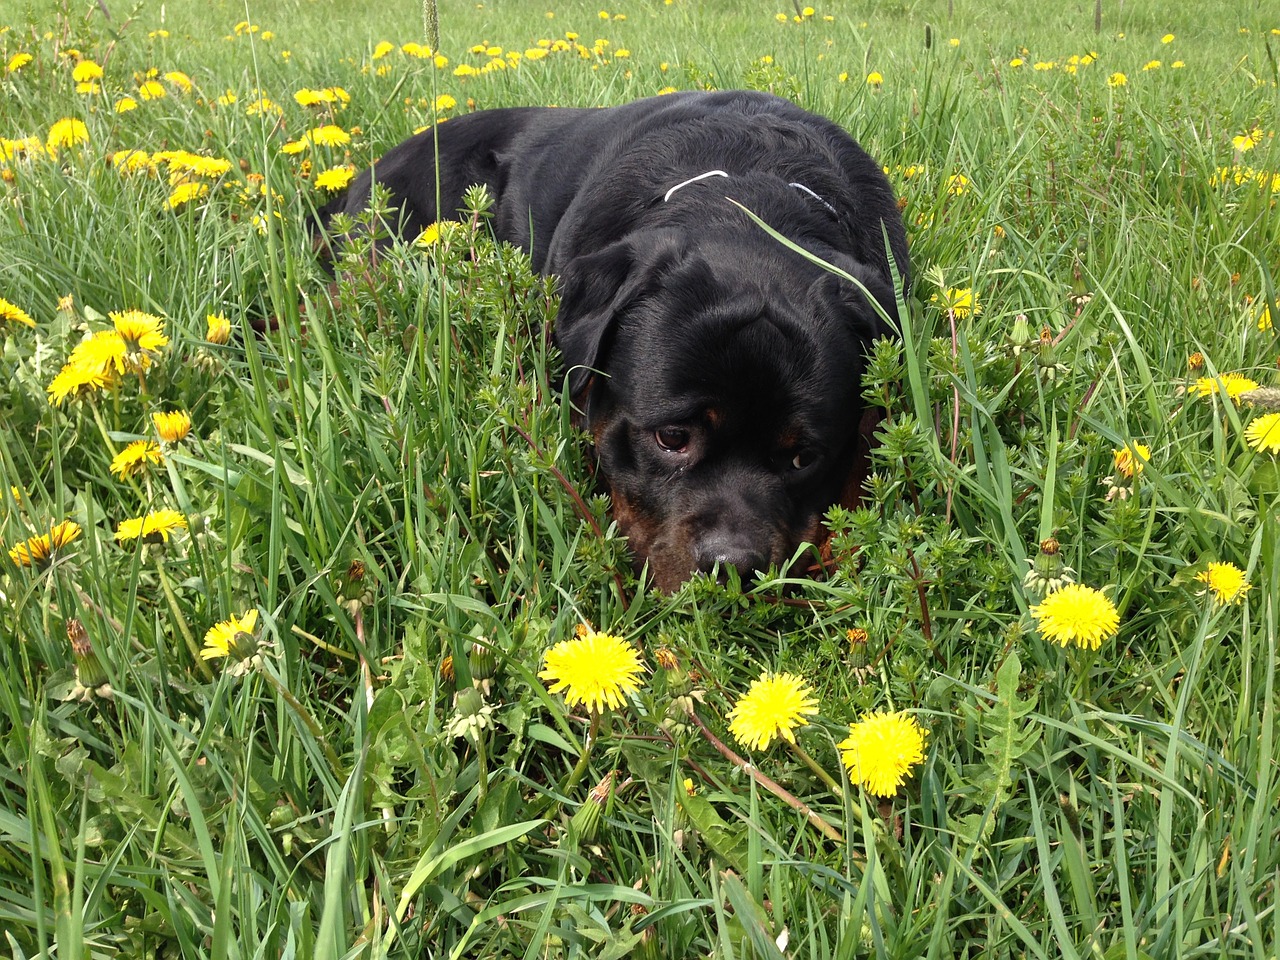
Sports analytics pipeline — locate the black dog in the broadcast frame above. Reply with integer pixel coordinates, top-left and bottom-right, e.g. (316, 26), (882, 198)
(322, 90), (908, 590)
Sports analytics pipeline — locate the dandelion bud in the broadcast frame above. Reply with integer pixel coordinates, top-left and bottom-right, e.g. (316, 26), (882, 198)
(1008, 313), (1032, 356)
(446, 686), (494, 742)
(569, 790), (604, 843)
(455, 686), (484, 718)
(846, 627), (870, 671)
(67, 618), (111, 696)
(570, 771), (626, 843)
(654, 646), (678, 671)
(440, 654), (455, 683)
(1036, 327), (1069, 381)
(469, 640), (496, 683)
(335, 557), (375, 616)
(1188, 351), (1204, 371)
(1023, 538), (1077, 601)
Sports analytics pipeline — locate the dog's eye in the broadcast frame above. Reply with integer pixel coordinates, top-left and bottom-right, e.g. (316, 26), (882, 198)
(655, 426), (690, 453)
(790, 449), (817, 471)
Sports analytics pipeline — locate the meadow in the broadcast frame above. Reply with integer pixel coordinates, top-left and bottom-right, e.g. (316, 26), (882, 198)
(2, 0), (1279, 956)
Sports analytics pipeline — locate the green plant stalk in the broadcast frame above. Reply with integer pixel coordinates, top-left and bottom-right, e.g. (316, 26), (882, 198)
(153, 554), (210, 680)
(559, 709), (602, 798)
(690, 706), (843, 844)
(261, 665), (344, 776)
(790, 740), (844, 800)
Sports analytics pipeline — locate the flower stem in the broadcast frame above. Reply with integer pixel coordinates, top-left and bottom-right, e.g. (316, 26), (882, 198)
(261, 665), (344, 774)
(561, 710), (601, 797)
(790, 741), (844, 800)
(154, 555), (210, 680)
(689, 706), (844, 844)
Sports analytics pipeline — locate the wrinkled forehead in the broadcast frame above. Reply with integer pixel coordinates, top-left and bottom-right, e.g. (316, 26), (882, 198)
(611, 286), (859, 430)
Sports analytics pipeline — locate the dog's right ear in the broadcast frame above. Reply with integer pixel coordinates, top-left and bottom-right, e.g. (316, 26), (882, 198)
(553, 231), (685, 414)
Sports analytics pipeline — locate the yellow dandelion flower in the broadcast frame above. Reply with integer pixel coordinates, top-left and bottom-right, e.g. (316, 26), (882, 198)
(1009, 57), (1024, 67)
(115, 509), (188, 543)
(946, 173), (969, 195)
(201, 608), (260, 661)
(109, 440), (164, 478)
(307, 124), (350, 147)
(71, 60), (102, 82)
(539, 627), (645, 713)
(152, 410), (192, 443)
(206, 313), (232, 344)
(7, 52), (33, 73)
(1030, 583), (1120, 650)
(314, 165), (355, 192)
(244, 97), (280, 116)
(435, 93), (457, 111)
(726, 672), (820, 750)
(1142, 59), (1161, 71)
(111, 149), (152, 173)
(171, 154), (231, 179)
(66, 330), (127, 376)
(47, 360), (113, 405)
(168, 181), (208, 208)
(0, 296), (35, 329)
(137, 79), (166, 100)
(114, 96), (139, 113)
(866, 70), (884, 86)
(8, 520), (83, 567)
(161, 70), (192, 93)
(1258, 304), (1272, 332)
(1112, 442), (1150, 479)
(1245, 412), (1280, 454)
(111, 309), (169, 356)
(372, 40), (395, 60)
(839, 711), (927, 797)
(416, 222), (443, 247)
(1190, 372), (1260, 403)
(1161, 33), (1174, 43)
(934, 286), (980, 319)
(1232, 128), (1262, 152)
(47, 117), (89, 154)
(1107, 72), (1127, 87)
(1196, 562), (1251, 606)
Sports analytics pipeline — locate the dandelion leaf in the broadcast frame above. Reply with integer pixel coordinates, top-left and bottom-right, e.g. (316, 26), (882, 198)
(677, 792), (748, 874)
(957, 652), (1040, 846)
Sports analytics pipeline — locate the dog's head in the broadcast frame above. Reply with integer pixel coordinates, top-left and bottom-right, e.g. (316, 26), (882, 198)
(554, 227), (898, 591)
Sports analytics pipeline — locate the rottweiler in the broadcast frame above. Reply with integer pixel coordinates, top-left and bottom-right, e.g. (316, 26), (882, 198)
(321, 90), (909, 590)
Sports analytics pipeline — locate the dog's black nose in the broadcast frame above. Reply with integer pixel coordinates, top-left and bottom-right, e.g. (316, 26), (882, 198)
(695, 535), (767, 584)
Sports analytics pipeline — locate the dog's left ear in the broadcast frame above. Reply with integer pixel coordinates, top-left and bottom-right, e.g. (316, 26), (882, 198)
(553, 231), (686, 411)
(814, 257), (900, 344)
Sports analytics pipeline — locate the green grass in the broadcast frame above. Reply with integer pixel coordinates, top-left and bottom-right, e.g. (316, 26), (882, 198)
(2, 0), (1279, 956)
